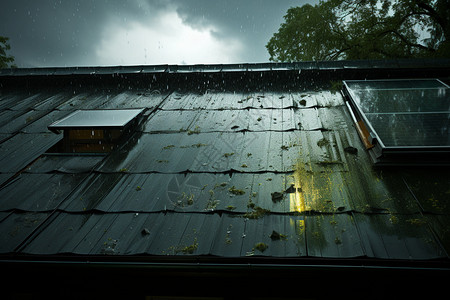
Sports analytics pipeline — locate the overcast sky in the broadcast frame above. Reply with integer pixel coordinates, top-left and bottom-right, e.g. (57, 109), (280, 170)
(0, 0), (317, 67)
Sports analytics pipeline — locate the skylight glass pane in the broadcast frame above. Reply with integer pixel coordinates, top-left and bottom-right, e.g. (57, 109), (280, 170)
(352, 89), (449, 114)
(365, 113), (449, 147)
(345, 79), (446, 90)
(49, 109), (144, 130)
(344, 79), (450, 148)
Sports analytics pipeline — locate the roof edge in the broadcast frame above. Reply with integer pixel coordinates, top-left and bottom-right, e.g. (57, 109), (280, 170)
(2, 254), (449, 270)
(2, 255), (449, 296)
(2, 58), (450, 77)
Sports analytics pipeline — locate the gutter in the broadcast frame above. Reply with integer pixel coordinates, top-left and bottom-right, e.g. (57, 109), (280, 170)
(2, 256), (449, 296)
(1, 59), (450, 77)
(2, 255), (450, 272)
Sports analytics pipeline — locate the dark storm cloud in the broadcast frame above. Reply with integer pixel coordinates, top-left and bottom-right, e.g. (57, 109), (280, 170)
(0, 0), (167, 66)
(171, 0), (310, 62)
(0, 0), (316, 67)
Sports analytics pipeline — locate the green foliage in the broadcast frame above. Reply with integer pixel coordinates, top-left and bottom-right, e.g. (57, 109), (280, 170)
(267, 3), (339, 61)
(0, 36), (15, 68)
(267, 0), (450, 61)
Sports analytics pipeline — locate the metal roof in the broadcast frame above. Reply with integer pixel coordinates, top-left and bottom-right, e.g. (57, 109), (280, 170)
(0, 61), (449, 296)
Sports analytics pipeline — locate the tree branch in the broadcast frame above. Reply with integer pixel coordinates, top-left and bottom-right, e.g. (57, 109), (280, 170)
(326, 46), (352, 60)
(416, 2), (445, 26)
(416, 1), (448, 40)
(377, 29), (436, 52)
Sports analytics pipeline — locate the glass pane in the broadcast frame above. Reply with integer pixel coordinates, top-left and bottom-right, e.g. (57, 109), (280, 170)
(49, 109), (144, 129)
(353, 89), (449, 113)
(366, 113), (450, 147)
(346, 79), (448, 90)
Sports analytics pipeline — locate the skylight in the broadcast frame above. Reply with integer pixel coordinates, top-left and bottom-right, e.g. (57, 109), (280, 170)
(48, 109), (144, 132)
(48, 109), (144, 153)
(343, 79), (450, 166)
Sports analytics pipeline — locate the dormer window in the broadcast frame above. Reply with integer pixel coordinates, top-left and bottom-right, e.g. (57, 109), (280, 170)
(48, 109), (144, 153)
(343, 79), (450, 166)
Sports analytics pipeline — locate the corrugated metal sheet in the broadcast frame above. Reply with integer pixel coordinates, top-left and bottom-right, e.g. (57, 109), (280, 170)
(0, 212), (49, 253)
(0, 67), (449, 263)
(14, 212), (305, 256)
(96, 131), (343, 173)
(48, 170), (422, 216)
(59, 173), (290, 213)
(158, 91), (340, 110)
(0, 173), (87, 211)
(0, 133), (62, 173)
(6, 211), (443, 259)
(24, 155), (104, 173)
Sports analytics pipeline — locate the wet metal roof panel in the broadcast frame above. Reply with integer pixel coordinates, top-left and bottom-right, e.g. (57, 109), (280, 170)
(0, 212), (49, 253)
(0, 133), (62, 173)
(24, 154), (104, 173)
(0, 173), (87, 212)
(0, 63), (449, 273)
(8, 211), (445, 260)
(96, 131), (332, 173)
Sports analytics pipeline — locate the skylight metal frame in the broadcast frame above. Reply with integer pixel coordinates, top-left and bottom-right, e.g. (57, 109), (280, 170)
(47, 108), (145, 154)
(48, 109), (145, 133)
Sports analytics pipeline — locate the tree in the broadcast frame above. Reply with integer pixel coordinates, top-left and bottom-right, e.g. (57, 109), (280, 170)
(266, 0), (450, 62)
(0, 36), (15, 68)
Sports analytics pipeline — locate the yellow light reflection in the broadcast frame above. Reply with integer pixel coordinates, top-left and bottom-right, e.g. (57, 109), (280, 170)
(289, 150), (307, 213)
(288, 133), (336, 214)
(289, 161), (316, 213)
(289, 218), (305, 240)
(289, 171), (306, 213)
(289, 160), (333, 213)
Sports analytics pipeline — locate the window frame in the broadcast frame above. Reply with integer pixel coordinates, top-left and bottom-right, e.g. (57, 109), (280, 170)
(343, 78), (450, 166)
